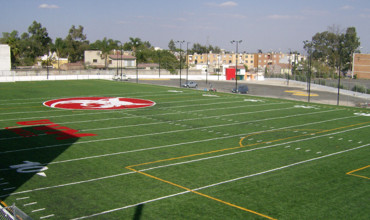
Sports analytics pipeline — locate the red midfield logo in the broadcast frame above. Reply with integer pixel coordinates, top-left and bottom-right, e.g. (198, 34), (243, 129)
(43, 97), (156, 110)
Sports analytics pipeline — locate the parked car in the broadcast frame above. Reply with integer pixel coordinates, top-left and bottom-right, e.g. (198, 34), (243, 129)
(113, 74), (130, 81)
(182, 81), (198, 88)
(231, 85), (249, 94)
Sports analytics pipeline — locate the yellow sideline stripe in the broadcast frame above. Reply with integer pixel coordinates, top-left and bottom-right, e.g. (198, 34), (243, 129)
(0, 200), (7, 207)
(126, 167), (277, 220)
(126, 121), (370, 219)
(346, 165), (370, 180)
(130, 129), (319, 169)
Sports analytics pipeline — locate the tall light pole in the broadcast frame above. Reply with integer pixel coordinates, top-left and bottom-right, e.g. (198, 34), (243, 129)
(116, 47), (119, 76)
(134, 42), (139, 83)
(337, 40), (344, 106)
(186, 42), (190, 83)
(231, 40), (242, 91)
(158, 50), (161, 78)
(217, 54), (220, 81)
(46, 50), (50, 80)
(120, 42), (123, 79)
(206, 48), (208, 84)
(176, 40), (185, 87)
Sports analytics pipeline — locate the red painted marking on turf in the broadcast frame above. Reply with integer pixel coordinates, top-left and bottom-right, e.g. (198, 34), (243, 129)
(5, 119), (97, 140)
(43, 97), (156, 110)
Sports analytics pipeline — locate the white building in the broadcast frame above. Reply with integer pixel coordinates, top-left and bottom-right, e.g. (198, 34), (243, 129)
(0, 44), (11, 71)
(84, 50), (136, 69)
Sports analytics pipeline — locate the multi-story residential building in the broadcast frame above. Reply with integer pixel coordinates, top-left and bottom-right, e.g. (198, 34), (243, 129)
(186, 51), (305, 76)
(352, 53), (370, 79)
(254, 52), (285, 69)
(187, 52), (255, 71)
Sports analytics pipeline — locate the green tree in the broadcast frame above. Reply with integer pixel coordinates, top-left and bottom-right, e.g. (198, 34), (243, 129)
(168, 39), (176, 52)
(190, 43), (221, 54)
(304, 26), (360, 75)
(123, 37), (143, 51)
(27, 21), (52, 63)
(65, 25), (89, 62)
(341, 27), (360, 72)
(1, 31), (21, 66)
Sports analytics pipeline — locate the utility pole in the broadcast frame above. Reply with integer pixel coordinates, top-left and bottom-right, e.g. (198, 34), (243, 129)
(176, 40), (185, 87)
(231, 40), (242, 91)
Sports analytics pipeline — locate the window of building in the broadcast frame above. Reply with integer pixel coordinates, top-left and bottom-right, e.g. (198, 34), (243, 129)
(109, 60), (112, 64)
(124, 60), (135, 67)
(93, 59), (97, 63)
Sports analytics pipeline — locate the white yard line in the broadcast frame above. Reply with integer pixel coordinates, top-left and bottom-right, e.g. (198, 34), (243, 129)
(0, 109), (341, 155)
(2, 122), (368, 198)
(0, 98), (272, 122)
(0, 94), (234, 115)
(40, 214), (54, 219)
(81, 105), (296, 132)
(0, 102), (288, 130)
(0, 90), (188, 104)
(71, 142), (370, 220)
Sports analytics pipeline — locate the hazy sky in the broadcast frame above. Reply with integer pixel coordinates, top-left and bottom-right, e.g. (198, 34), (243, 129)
(1, 0), (369, 54)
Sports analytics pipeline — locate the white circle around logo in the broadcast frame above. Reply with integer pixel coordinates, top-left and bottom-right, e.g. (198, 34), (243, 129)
(43, 97), (156, 110)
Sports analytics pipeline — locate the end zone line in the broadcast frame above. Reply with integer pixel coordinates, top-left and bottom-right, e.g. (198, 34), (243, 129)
(72, 143), (370, 220)
(0, 109), (344, 155)
(129, 167), (277, 220)
(121, 123), (370, 220)
(346, 165), (370, 179)
(2, 123), (369, 199)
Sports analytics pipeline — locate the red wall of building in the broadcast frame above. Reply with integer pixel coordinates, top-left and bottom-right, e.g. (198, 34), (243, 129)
(226, 68), (236, 80)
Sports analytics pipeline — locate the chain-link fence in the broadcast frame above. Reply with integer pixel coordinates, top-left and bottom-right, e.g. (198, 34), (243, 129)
(1, 203), (32, 220)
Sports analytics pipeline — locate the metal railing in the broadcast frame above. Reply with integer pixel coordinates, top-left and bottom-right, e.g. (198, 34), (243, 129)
(1, 203), (32, 220)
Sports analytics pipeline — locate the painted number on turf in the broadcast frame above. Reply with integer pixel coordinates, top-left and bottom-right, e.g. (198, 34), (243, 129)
(10, 161), (48, 173)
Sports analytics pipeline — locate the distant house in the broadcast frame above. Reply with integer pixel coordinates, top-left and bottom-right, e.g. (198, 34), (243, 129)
(108, 54), (136, 69)
(39, 52), (68, 69)
(84, 50), (106, 69)
(0, 44), (11, 71)
(84, 50), (136, 69)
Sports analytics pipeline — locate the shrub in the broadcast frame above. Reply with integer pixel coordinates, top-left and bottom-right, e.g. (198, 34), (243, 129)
(351, 85), (367, 93)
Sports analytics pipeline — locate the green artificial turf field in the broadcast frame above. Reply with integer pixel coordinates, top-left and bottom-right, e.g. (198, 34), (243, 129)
(0, 80), (369, 220)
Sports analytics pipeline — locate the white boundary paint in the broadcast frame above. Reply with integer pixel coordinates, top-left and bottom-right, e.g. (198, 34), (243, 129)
(2, 123), (368, 198)
(0, 109), (342, 155)
(71, 142), (370, 220)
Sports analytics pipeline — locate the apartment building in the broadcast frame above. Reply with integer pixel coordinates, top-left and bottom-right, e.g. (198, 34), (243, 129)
(254, 52), (285, 69)
(187, 52), (255, 70)
(352, 53), (370, 79)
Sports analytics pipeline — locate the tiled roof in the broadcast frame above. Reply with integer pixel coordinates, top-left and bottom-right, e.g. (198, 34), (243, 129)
(109, 55), (136, 60)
